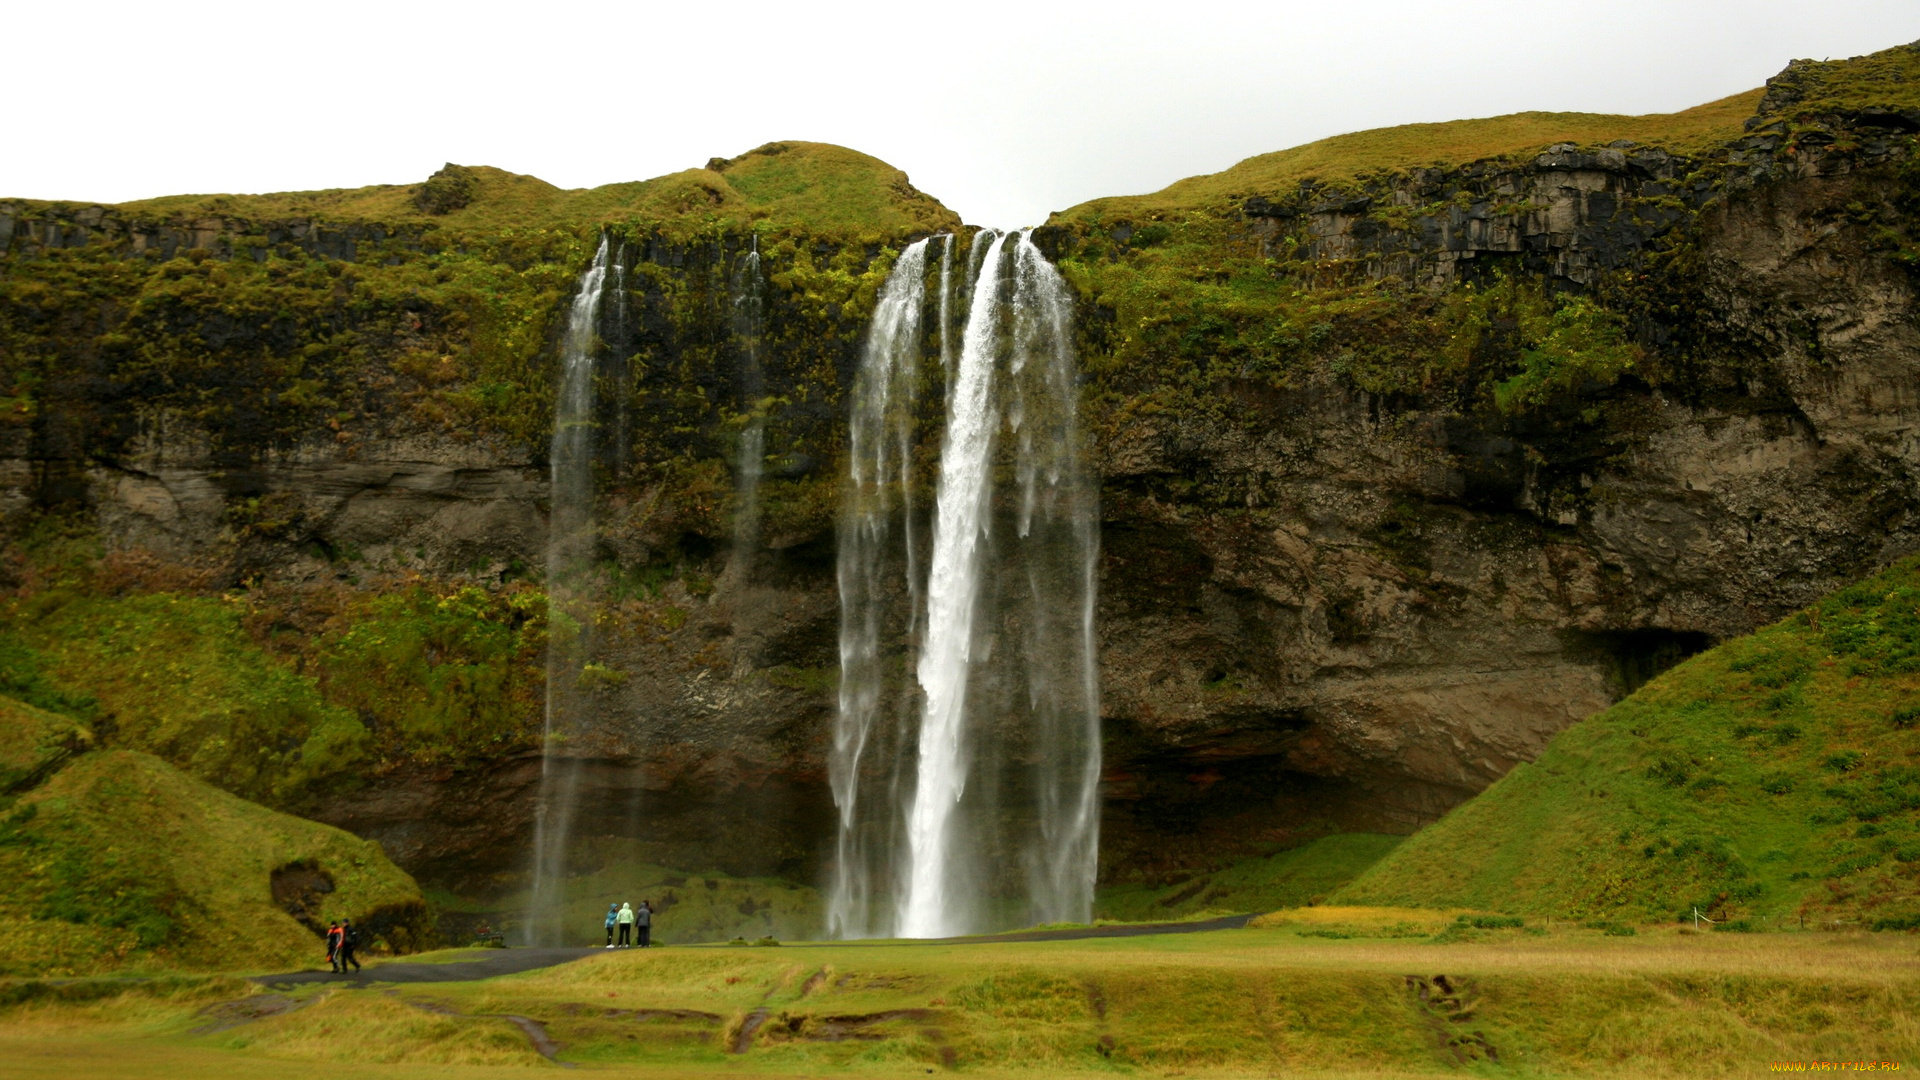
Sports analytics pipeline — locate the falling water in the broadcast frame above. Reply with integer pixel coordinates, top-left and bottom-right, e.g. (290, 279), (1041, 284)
(827, 237), (932, 940)
(827, 230), (1100, 940)
(728, 236), (768, 583)
(526, 235), (617, 945)
(1005, 233), (1101, 927)
(937, 235), (956, 376)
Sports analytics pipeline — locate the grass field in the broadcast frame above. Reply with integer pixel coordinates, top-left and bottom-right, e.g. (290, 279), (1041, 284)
(1, 922), (1914, 1078)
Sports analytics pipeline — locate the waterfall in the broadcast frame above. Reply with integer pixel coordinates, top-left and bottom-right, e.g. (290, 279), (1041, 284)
(729, 236), (767, 584)
(526, 235), (617, 946)
(937, 235), (956, 376)
(827, 237), (931, 940)
(1006, 233), (1101, 927)
(827, 230), (1100, 940)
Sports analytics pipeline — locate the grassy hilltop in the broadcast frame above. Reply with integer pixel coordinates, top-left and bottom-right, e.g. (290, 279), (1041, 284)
(109, 140), (959, 240)
(1056, 38), (1920, 224)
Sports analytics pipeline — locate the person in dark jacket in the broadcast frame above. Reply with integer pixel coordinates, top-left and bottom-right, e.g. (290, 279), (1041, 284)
(636, 900), (653, 948)
(338, 919), (362, 972)
(326, 921), (344, 972)
(604, 902), (619, 948)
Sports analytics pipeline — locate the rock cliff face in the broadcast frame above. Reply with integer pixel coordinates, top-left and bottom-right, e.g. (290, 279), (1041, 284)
(2, 57), (1917, 896)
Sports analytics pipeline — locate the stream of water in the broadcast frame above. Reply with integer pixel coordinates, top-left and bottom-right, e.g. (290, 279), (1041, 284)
(526, 235), (617, 945)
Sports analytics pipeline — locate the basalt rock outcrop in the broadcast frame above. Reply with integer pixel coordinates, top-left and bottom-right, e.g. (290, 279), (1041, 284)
(2, 52), (1917, 896)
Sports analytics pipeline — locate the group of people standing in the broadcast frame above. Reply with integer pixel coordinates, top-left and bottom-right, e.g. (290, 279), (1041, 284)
(606, 900), (653, 947)
(325, 920), (360, 973)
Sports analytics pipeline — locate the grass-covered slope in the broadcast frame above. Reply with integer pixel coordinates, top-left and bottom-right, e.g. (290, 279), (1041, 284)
(0, 721), (429, 976)
(1336, 555), (1920, 929)
(0, 694), (90, 793)
(103, 141), (958, 240)
(1096, 833), (1402, 922)
(1056, 38), (1919, 224)
(1061, 90), (1764, 223)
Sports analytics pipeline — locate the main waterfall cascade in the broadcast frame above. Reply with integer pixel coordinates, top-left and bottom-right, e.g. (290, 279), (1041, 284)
(526, 235), (621, 945)
(521, 230), (1095, 944)
(829, 230), (1101, 940)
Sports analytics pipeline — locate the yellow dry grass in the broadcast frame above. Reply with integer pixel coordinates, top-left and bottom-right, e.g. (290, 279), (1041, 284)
(3, 926), (1912, 1078)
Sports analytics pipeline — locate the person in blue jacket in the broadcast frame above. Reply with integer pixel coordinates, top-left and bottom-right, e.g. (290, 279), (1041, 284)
(604, 903), (619, 948)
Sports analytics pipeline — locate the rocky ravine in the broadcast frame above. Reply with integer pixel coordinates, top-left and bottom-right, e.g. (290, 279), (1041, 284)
(2, 77), (1917, 894)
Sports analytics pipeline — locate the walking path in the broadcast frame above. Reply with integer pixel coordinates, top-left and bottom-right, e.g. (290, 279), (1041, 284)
(255, 947), (599, 987)
(254, 915), (1255, 986)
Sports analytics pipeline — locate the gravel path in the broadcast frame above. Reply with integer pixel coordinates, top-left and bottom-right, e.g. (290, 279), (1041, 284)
(254, 915), (1255, 986)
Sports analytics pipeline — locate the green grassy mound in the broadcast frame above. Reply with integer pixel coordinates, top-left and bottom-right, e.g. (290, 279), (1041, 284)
(1096, 833), (1402, 922)
(101, 140), (958, 240)
(1337, 554), (1920, 930)
(0, 701), (430, 975)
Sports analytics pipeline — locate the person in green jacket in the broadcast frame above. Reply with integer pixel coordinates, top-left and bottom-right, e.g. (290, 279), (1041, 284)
(616, 902), (635, 947)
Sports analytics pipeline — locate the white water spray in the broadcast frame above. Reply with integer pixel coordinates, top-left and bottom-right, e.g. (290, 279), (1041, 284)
(827, 238), (932, 939)
(827, 230), (1100, 940)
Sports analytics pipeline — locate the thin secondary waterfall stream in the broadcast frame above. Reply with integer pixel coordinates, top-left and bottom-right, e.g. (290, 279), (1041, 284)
(829, 230), (1101, 939)
(728, 236), (767, 586)
(526, 235), (617, 946)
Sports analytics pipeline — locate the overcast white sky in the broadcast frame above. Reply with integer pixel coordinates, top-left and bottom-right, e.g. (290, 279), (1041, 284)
(6, 1), (1915, 226)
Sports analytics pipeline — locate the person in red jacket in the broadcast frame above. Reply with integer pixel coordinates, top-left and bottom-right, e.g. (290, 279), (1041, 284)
(326, 922), (344, 973)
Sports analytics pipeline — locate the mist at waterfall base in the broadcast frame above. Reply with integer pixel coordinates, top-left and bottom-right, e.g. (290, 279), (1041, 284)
(522, 231), (1099, 944)
(829, 232), (1101, 940)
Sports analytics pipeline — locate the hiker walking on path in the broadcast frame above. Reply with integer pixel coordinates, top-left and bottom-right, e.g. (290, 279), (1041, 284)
(326, 921), (344, 972)
(616, 902), (635, 946)
(338, 919), (362, 972)
(604, 903), (619, 948)
(636, 900), (653, 948)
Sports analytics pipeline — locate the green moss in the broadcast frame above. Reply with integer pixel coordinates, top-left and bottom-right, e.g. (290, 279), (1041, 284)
(0, 541), (548, 806)
(0, 589), (367, 806)
(312, 583), (545, 763)
(1337, 551), (1920, 928)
